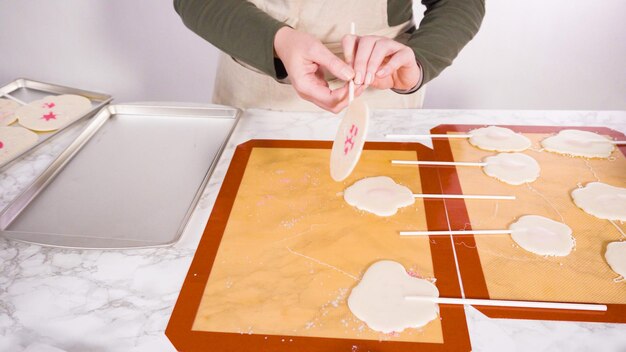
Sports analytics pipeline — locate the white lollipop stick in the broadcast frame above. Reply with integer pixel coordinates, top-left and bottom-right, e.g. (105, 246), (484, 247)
(1, 93), (26, 105)
(348, 22), (356, 104)
(404, 296), (607, 312)
(412, 194), (515, 200)
(385, 134), (472, 139)
(400, 229), (512, 236)
(392, 160), (487, 167)
(610, 141), (626, 145)
(329, 21), (368, 182)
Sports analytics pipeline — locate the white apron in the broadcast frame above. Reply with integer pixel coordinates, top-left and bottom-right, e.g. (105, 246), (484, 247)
(212, 0), (425, 112)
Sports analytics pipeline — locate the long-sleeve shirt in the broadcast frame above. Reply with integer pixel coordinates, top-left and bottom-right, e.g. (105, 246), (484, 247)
(173, 0), (485, 89)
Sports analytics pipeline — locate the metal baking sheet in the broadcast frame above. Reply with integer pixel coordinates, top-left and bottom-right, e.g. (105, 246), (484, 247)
(0, 104), (240, 249)
(0, 78), (112, 169)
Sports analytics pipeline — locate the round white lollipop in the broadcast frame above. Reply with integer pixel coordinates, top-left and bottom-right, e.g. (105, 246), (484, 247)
(571, 182), (626, 221)
(0, 126), (39, 164)
(605, 241), (626, 278)
(0, 98), (20, 125)
(53, 94), (93, 106)
(347, 260), (439, 334)
(344, 176), (415, 216)
(482, 152), (540, 185)
(469, 126), (531, 152)
(509, 215), (575, 256)
(330, 99), (369, 181)
(541, 130), (614, 158)
(16, 94), (91, 132)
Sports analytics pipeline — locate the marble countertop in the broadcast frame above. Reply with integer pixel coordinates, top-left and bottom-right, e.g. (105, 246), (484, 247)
(1, 108), (626, 352)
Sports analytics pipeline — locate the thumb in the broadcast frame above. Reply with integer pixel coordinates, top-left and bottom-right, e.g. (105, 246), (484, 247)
(313, 44), (355, 81)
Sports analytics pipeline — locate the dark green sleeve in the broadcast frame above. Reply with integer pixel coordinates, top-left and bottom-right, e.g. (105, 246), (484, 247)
(408, 0), (485, 88)
(173, 0), (287, 79)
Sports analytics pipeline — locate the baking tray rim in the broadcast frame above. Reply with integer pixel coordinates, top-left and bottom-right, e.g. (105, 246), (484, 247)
(0, 103), (241, 249)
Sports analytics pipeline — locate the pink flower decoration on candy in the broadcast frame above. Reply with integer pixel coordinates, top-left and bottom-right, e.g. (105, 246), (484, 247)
(41, 112), (57, 121)
(343, 124), (359, 155)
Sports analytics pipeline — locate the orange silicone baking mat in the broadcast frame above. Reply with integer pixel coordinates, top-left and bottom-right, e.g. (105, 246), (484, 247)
(431, 124), (626, 323)
(167, 140), (471, 352)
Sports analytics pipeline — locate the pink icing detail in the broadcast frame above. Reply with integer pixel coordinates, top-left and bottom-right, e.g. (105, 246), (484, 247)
(42, 102), (56, 108)
(407, 270), (421, 278)
(41, 112), (57, 121)
(344, 136), (355, 155)
(343, 124), (359, 155)
(350, 124), (359, 136)
(0, 141), (4, 149)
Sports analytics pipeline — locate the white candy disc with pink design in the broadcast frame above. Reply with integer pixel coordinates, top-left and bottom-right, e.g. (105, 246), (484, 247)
(343, 176), (415, 216)
(330, 98), (369, 181)
(541, 129), (615, 158)
(0, 126), (39, 164)
(16, 94), (91, 132)
(469, 126), (531, 152)
(0, 98), (20, 126)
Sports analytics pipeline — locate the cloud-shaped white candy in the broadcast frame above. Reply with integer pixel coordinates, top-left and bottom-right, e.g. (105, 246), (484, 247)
(571, 182), (626, 221)
(541, 130), (614, 158)
(343, 176), (415, 217)
(469, 126), (531, 152)
(347, 260), (439, 333)
(482, 152), (540, 185)
(509, 215), (575, 256)
(606, 242), (626, 278)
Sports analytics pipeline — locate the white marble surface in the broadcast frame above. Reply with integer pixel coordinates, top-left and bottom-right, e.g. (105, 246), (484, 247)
(1, 108), (626, 352)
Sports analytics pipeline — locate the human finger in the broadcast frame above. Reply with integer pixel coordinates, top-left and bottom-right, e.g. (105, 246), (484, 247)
(366, 39), (402, 83)
(376, 47), (414, 78)
(341, 34), (358, 65)
(312, 43), (354, 81)
(352, 36), (379, 85)
(296, 78), (348, 112)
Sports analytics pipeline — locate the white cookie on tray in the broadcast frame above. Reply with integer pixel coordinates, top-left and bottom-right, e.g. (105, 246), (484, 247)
(0, 98), (21, 126)
(0, 126), (39, 165)
(16, 94), (92, 132)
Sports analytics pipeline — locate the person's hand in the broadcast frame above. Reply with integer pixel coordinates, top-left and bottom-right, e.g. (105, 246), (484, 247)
(342, 35), (421, 91)
(274, 26), (356, 113)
